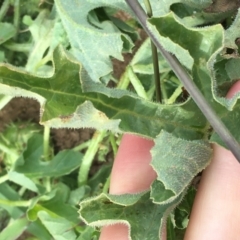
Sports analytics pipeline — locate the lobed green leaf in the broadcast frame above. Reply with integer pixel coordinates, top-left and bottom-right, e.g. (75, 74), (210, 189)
(0, 46), (208, 140)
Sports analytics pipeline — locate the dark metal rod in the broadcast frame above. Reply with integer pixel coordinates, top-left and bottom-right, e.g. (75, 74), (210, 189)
(125, 0), (240, 162)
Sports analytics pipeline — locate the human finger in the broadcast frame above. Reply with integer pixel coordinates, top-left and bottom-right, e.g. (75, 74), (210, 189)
(99, 134), (157, 240)
(184, 80), (240, 240)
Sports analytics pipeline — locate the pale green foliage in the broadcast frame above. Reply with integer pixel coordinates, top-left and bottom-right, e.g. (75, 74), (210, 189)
(55, 0), (133, 82)
(0, 0), (240, 239)
(0, 46), (208, 139)
(0, 22), (16, 44)
(151, 131), (212, 198)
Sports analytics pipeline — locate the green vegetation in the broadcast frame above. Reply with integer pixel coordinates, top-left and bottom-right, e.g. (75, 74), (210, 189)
(0, 0), (240, 239)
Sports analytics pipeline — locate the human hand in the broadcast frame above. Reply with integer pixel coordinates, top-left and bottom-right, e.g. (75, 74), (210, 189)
(100, 81), (240, 240)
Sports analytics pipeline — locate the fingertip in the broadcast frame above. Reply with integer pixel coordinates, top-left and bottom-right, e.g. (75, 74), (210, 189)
(100, 134), (156, 239)
(109, 134), (155, 194)
(185, 80), (240, 239)
(226, 80), (240, 99)
(99, 224), (129, 240)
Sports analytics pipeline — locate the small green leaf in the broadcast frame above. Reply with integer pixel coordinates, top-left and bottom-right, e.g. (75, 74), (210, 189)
(27, 183), (78, 224)
(27, 220), (52, 240)
(0, 23), (16, 45)
(8, 171), (40, 193)
(0, 183), (24, 218)
(14, 134), (83, 178)
(77, 226), (99, 240)
(38, 211), (77, 240)
(55, 0), (133, 82)
(0, 218), (28, 240)
(174, 187), (196, 229)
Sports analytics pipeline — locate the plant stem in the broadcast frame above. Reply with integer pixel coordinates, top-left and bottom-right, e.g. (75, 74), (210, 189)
(0, 143), (18, 160)
(143, 0), (152, 16)
(102, 176), (110, 193)
(0, 198), (31, 207)
(78, 130), (107, 186)
(127, 66), (148, 99)
(73, 140), (91, 152)
(125, 0), (240, 162)
(117, 70), (130, 89)
(43, 126), (51, 191)
(0, 174), (9, 184)
(43, 126), (50, 161)
(151, 42), (161, 102)
(143, 0), (161, 102)
(0, 0), (10, 22)
(13, 0), (20, 37)
(3, 42), (32, 52)
(43, 177), (51, 192)
(166, 84), (183, 104)
(18, 187), (26, 197)
(109, 133), (118, 157)
(160, 71), (170, 103)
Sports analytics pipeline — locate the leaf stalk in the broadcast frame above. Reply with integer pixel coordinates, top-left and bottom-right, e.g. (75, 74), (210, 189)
(143, 0), (161, 102)
(78, 130), (107, 186)
(0, 0), (10, 22)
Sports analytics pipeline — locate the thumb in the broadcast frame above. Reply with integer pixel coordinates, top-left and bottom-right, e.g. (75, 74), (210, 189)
(184, 81), (240, 240)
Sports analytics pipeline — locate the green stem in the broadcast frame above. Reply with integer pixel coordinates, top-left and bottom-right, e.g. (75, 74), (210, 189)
(18, 187), (26, 197)
(3, 42), (32, 52)
(0, 0), (10, 22)
(128, 66), (148, 99)
(78, 131), (106, 186)
(43, 126), (50, 161)
(143, 0), (152, 17)
(0, 143), (18, 160)
(151, 42), (161, 102)
(117, 69), (130, 89)
(43, 126), (51, 191)
(0, 174), (9, 184)
(0, 199), (31, 207)
(160, 71), (171, 103)
(143, 0), (161, 102)
(109, 133), (117, 157)
(13, 0), (20, 37)
(102, 176), (110, 193)
(167, 84), (183, 104)
(73, 140), (91, 152)
(43, 177), (51, 192)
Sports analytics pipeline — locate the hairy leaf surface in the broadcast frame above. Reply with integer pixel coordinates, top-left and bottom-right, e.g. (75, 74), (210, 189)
(0, 46), (207, 140)
(79, 191), (183, 240)
(147, 12), (240, 148)
(55, 0), (134, 82)
(151, 131), (212, 197)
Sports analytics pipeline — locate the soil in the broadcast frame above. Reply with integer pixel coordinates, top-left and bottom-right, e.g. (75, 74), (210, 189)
(0, 97), (94, 152)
